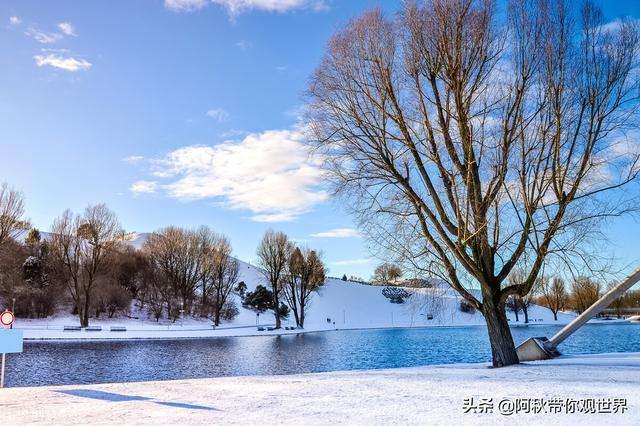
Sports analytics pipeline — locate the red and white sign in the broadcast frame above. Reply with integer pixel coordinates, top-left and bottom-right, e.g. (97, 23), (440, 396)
(0, 310), (14, 328)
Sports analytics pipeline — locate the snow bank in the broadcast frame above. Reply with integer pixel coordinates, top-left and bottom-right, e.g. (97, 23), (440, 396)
(3, 352), (639, 424)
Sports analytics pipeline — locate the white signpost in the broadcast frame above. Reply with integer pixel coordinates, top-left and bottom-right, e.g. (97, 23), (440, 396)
(1, 310), (23, 388)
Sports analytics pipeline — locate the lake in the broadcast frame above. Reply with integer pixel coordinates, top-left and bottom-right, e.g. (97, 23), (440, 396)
(5, 323), (640, 387)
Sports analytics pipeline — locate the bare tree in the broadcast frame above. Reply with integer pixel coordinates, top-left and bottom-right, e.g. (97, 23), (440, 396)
(371, 262), (403, 285)
(256, 230), (292, 329)
(538, 276), (569, 321)
(50, 204), (122, 327)
(143, 226), (210, 317)
(505, 295), (522, 322)
(140, 257), (173, 322)
(507, 268), (540, 323)
(206, 235), (240, 326)
(284, 246), (326, 327)
(570, 276), (601, 314)
(0, 182), (28, 248)
(605, 281), (628, 318)
(306, 0), (640, 366)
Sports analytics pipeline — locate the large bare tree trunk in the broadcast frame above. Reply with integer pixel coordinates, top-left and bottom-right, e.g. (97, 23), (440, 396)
(482, 289), (519, 367)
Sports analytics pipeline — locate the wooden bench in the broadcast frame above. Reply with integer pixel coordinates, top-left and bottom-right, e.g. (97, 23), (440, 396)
(110, 326), (127, 332)
(85, 326), (102, 332)
(63, 326), (82, 331)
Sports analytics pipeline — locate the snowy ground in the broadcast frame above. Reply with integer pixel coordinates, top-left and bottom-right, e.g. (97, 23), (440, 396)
(14, 259), (583, 340)
(2, 352), (639, 425)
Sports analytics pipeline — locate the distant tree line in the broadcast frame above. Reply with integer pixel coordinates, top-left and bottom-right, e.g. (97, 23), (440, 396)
(506, 268), (640, 322)
(0, 183), (327, 328)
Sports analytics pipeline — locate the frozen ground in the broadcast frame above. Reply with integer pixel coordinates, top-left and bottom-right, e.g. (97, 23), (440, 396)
(2, 352), (638, 425)
(14, 259), (582, 340)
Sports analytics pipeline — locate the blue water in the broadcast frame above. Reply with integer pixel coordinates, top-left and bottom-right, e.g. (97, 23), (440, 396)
(5, 323), (639, 387)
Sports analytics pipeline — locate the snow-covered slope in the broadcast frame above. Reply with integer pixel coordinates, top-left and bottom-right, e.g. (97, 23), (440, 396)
(232, 260), (576, 330)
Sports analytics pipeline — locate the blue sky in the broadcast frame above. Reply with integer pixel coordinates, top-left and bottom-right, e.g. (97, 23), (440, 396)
(1, 0), (639, 280)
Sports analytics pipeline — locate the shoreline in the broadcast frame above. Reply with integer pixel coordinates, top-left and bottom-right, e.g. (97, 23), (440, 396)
(17, 319), (633, 342)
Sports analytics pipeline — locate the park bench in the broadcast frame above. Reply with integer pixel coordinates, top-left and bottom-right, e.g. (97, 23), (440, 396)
(110, 326), (127, 332)
(257, 327), (265, 331)
(63, 326), (81, 331)
(85, 326), (102, 332)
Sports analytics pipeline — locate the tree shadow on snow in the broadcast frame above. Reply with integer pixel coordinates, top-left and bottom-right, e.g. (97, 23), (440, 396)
(55, 389), (218, 411)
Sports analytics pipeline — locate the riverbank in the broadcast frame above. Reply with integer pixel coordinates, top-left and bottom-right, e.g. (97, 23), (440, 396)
(3, 352), (639, 424)
(16, 317), (628, 341)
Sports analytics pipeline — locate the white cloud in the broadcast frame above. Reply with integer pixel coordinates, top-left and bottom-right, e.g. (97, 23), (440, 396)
(130, 180), (158, 194)
(145, 129), (327, 222)
(123, 155), (145, 164)
(235, 40), (251, 50)
(213, 0), (327, 14)
(165, 0), (328, 15)
(9, 16), (21, 26)
(311, 228), (361, 238)
(164, 0), (208, 12)
(331, 258), (372, 266)
(219, 129), (248, 138)
(251, 212), (299, 222)
(599, 18), (640, 34)
(206, 108), (230, 122)
(57, 22), (76, 36)
(26, 28), (63, 44)
(34, 54), (92, 71)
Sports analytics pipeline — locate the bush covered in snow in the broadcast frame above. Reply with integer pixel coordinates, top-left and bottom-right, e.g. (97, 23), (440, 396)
(381, 286), (412, 304)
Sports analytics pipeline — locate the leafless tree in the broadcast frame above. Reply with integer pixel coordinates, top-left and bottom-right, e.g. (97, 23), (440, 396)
(206, 235), (240, 326)
(371, 262), (403, 285)
(50, 204), (123, 327)
(143, 226), (210, 317)
(570, 276), (601, 313)
(284, 246), (326, 327)
(256, 230), (292, 329)
(0, 182), (28, 248)
(140, 258), (173, 322)
(505, 295), (522, 322)
(406, 285), (447, 325)
(605, 281), (629, 318)
(507, 268), (540, 323)
(538, 276), (569, 321)
(306, 0), (640, 366)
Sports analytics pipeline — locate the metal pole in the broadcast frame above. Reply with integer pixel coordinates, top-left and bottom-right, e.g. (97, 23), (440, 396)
(549, 267), (640, 347)
(1, 353), (5, 388)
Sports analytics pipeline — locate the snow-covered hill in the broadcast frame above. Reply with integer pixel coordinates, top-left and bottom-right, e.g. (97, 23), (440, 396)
(233, 259), (576, 329)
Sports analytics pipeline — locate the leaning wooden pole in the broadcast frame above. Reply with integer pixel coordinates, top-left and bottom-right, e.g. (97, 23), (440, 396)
(516, 266), (640, 362)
